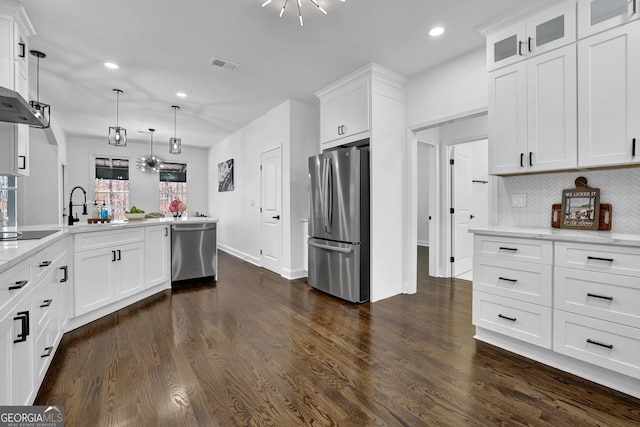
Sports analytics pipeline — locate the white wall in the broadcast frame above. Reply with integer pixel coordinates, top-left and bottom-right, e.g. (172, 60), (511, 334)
(417, 143), (430, 246)
(207, 99), (318, 277)
(65, 135), (209, 222)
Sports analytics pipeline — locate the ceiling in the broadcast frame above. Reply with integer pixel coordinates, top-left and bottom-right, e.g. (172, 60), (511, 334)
(20, 0), (531, 148)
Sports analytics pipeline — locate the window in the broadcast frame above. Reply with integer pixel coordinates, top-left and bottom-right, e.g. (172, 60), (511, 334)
(95, 157), (129, 220)
(159, 162), (187, 214)
(0, 176), (17, 227)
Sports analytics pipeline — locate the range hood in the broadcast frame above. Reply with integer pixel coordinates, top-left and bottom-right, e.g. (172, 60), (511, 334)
(0, 85), (49, 128)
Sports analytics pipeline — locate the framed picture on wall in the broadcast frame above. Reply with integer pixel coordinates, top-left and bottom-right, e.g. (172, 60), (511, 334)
(560, 177), (600, 230)
(218, 159), (234, 192)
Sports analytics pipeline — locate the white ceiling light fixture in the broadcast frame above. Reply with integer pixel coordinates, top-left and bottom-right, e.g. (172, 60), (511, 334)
(169, 105), (182, 155)
(262, 0), (345, 27)
(137, 128), (165, 173)
(176, 92), (187, 98)
(29, 50), (51, 129)
(108, 89), (127, 146)
(104, 62), (119, 69)
(429, 26), (445, 37)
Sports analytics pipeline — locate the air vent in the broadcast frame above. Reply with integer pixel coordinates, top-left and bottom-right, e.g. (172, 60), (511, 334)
(209, 56), (241, 71)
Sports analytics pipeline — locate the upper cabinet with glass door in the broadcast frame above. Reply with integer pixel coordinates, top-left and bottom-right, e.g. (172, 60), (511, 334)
(578, 0), (639, 38)
(486, 1), (576, 71)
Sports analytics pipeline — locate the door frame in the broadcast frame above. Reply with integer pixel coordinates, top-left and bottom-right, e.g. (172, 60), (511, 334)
(405, 108), (498, 290)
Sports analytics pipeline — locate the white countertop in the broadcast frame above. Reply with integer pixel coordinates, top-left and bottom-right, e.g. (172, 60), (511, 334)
(469, 226), (640, 247)
(0, 217), (219, 274)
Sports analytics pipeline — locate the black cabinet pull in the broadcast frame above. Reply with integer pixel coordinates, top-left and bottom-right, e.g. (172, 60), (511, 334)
(634, 0), (637, 15)
(60, 266), (68, 283)
(587, 293), (613, 301)
(499, 247), (518, 251)
(8, 280), (28, 290)
(40, 299), (53, 308)
(112, 250), (117, 262)
(117, 249), (121, 261)
(587, 256), (614, 262)
(41, 346), (53, 358)
(18, 155), (26, 170)
(18, 42), (25, 58)
(518, 40), (523, 56)
(498, 314), (517, 322)
(498, 277), (517, 283)
(13, 311), (29, 343)
(527, 36), (532, 53)
(337, 125), (341, 135)
(633, 138), (636, 157)
(164, 227), (168, 237)
(587, 339), (613, 350)
(520, 153), (524, 167)
(39, 261), (52, 267)
(529, 152), (533, 167)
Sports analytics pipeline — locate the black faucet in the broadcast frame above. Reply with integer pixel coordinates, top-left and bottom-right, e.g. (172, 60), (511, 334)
(68, 186), (88, 225)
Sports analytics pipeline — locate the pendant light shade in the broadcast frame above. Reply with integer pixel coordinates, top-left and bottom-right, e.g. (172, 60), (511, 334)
(108, 89), (127, 146)
(169, 105), (182, 155)
(29, 50), (51, 129)
(137, 129), (165, 173)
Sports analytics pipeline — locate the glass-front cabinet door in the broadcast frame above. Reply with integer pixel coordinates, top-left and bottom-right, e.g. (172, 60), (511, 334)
(578, 0), (640, 39)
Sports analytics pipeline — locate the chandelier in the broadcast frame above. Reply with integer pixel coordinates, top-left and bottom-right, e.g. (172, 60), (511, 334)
(137, 129), (165, 173)
(262, 0), (345, 26)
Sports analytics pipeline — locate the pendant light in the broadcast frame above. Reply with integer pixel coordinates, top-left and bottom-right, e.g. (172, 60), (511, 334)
(108, 89), (127, 146)
(137, 129), (165, 173)
(29, 50), (51, 128)
(169, 105), (182, 155)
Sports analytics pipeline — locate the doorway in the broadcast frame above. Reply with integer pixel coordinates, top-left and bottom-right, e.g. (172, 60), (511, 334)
(260, 147), (282, 274)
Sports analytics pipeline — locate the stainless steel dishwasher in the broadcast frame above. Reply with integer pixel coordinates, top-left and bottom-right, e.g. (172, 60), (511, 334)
(171, 222), (217, 283)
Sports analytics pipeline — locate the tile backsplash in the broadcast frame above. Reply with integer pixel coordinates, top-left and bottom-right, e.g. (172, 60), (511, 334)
(498, 167), (640, 233)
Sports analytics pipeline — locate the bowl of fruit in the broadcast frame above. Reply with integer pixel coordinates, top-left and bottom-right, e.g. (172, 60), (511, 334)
(124, 206), (146, 220)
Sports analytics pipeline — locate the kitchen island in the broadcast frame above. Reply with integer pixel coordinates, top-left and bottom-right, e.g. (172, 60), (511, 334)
(0, 217), (218, 405)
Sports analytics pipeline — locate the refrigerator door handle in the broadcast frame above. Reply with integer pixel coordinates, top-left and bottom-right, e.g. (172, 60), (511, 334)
(327, 158), (333, 232)
(309, 241), (353, 254)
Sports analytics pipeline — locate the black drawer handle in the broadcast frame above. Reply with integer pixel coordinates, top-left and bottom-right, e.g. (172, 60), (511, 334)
(498, 277), (517, 283)
(587, 293), (613, 301)
(40, 299), (53, 308)
(13, 311), (29, 343)
(39, 261), (52, 267)
(60, 266), (68, 283)
(41, 346), (53, 358)
(587, 256), (614, 262)
(498, 314), (517, 322)
(8, 280), (28, 290)
(587, 339), (613, 350)
(499, 247), (518, 251)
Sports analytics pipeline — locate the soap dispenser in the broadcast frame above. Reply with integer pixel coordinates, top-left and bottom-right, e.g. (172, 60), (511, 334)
(92, 201), (100, 219)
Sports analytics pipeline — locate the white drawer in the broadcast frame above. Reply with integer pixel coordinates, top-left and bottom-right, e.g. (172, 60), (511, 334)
(555, 267), (640, 328)
(30, 237), (70, 284)
(474, 235), (553, 265)
(34, 317), (54, 382)
(473, 256), (553, 306)
(472, 291), (552, 349)
(554, 310), (640, 378)
(74, 228), (144, 252)
(555, 242), (640, 278)
(0, 260), (31, 315)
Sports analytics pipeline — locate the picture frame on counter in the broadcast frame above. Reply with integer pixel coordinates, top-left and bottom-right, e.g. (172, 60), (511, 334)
(560, 177), (600, 230)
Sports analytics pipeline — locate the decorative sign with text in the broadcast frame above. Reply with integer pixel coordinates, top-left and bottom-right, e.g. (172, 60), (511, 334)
(560, 177), (600, 230)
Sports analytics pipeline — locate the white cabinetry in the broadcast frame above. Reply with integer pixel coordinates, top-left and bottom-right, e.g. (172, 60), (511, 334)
(0, 4), (32, 176)
(74, 228), (145, 316)
(486, 1), (576, 70)
(145, 225), (170, 288)
(472, 230), (640, 399)
(577, 0), (640, 39)
(318, 77), (370, 148)
(489, 40), (577, 175)
(577, 20), (640, 167)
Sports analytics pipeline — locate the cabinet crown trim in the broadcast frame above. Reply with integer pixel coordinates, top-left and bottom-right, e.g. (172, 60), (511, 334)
(478, 0), (568, 36)
(314, 63), (406, 99)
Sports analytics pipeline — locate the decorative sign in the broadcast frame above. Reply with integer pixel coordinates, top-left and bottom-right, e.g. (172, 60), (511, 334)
(560, 177), (600, 230)
(218, 159), (234, 192)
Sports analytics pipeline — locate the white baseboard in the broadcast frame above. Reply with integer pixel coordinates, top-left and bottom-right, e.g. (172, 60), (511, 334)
(218, 244), (260, 266)
(417, 240), (429, 247)
(282, 267), (307, 280)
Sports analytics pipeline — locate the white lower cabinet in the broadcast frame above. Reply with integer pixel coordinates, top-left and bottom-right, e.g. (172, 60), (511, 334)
(473, 232), (640, 399)
(145, 225), (170, 288)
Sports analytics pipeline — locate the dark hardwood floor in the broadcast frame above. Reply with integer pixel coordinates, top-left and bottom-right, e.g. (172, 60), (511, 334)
(35, 247), (640, 426)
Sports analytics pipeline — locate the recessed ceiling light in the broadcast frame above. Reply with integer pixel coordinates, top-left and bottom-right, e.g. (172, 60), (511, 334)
(429, 27), (445, 37)
(176, 92), (187, 98)
(104, 62), (119, 69)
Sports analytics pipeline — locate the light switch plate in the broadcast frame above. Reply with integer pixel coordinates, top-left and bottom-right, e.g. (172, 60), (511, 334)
(512, 194), (527, 207)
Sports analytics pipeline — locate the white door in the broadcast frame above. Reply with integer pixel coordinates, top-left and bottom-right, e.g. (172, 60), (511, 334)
(260, 147), (282, 274)
(451, 145), (473, 276)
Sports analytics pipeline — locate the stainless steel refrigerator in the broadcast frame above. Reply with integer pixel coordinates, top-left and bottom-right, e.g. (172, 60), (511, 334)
(308, 146), (370, 303)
